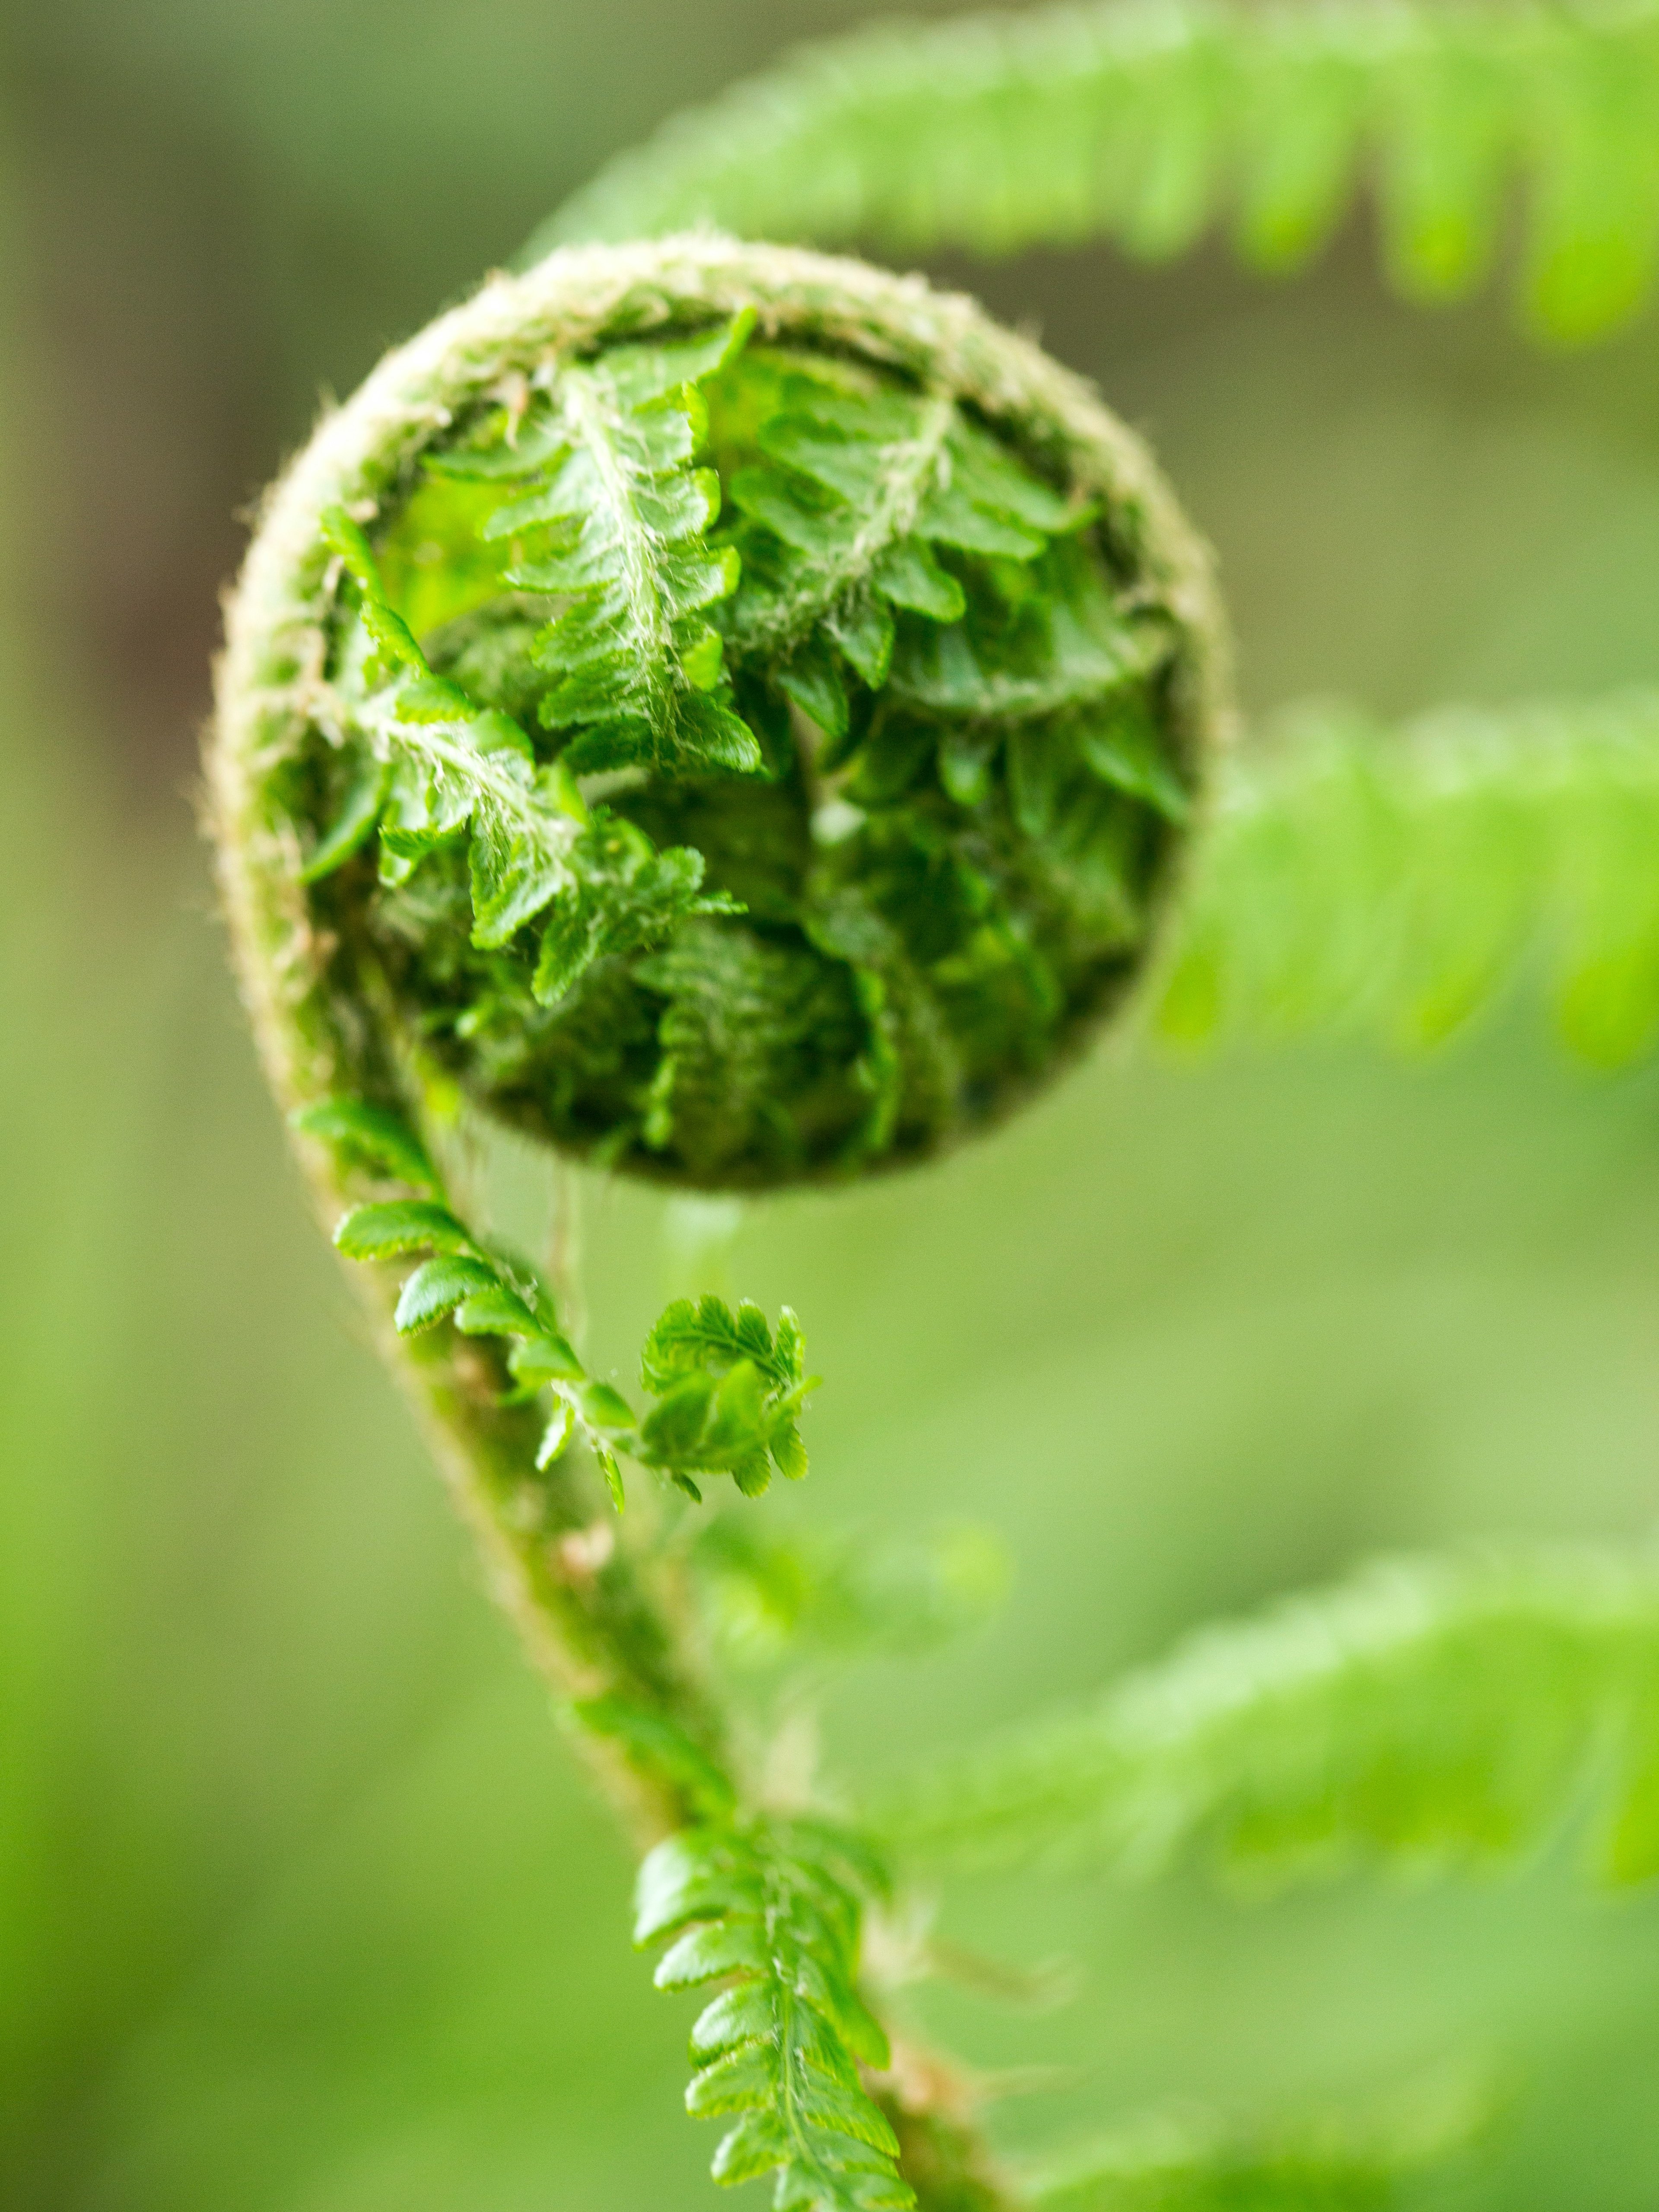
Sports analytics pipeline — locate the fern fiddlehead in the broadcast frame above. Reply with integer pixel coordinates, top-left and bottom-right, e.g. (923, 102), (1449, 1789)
(219, 240), (1221, 1197)
(208, 4), (1659, 2208)
(210, 232), (1221, 2209)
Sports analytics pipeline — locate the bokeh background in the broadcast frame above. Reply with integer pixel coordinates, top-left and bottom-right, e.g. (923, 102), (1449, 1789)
(6, 4), (1659, 2208)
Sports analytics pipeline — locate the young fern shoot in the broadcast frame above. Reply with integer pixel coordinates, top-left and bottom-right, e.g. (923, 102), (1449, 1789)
(213, 226), (1219, 2209)
(208, 4), (1659, 2207)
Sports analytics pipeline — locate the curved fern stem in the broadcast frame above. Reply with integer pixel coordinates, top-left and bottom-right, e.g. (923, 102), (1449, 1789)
(206, 904), (732, 1844)
(530, 0), (1659, 346)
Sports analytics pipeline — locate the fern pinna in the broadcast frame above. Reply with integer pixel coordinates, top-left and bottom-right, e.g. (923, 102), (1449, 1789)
(208, 4), (1659, 2207)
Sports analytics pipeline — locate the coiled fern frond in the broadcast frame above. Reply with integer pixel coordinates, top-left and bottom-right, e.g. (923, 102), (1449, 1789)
(210, 229), (1225, 2209)
(222, 236), (1223, 1196)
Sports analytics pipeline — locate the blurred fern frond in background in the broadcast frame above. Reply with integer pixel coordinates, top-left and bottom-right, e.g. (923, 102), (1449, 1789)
(1168, 691), (1659, 1065)
(870, 1548), (1659, 1885)
(536, 0), (1659, 346)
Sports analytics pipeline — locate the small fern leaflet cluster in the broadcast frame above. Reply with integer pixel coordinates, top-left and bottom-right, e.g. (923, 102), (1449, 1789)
(308, 509), (737, 1008)
(297, 1098), (813, 1506)
(707, 346), (1150, 755)
(706, 341), (1172, 778)
(430, 314), (761, 774)
(636, 1818), (912, 2212)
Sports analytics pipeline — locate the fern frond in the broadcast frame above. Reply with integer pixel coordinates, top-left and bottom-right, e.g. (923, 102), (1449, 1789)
(636, 1818), (914, 2212)
(712, 350), (957, 681)
(302, 1099), (815, 1506)
(866, 1549), (1659, 1886)
(1161, 691), (1659, 1067)
(530, 0), (1659, 345)
(434, 313), (761, 774)
(636, 1294), (820, 1497)
(302, 291), (1202, 1186)
(702, 340), (1156, 782)
(707, 345), (1093, 703)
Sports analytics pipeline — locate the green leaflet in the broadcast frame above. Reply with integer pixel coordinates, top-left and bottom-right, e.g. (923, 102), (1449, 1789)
(706, 347), (1131, 761)
(713, 353), (962, 668)
(310, 505), (738, 1007)
(635, 1819), (912, 2212)
(317, 1103), (816, 1510)
(531, 817), (741, 1008)
(394, 1252), (501, 1334)
(693, 1519), (1008, 1672)
(435, 313), (762, 774)
(289, 1098), (438, 1191)
(296, 751), (391, 884)
(532, 0), (1659, 346)
(642, 1291), (807, 1396)
(332, 1197), (473, 1260)
(881, 541), (1170, 737)
(1161, 693), (1659, 1064)
(636, 1294), (819, 1499)
(865, 1549), (1659, 1888)
(321, 507), (426, 679)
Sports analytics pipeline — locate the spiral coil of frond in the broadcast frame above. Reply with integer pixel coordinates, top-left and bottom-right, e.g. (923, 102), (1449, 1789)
(213, 235), (1226, 1195)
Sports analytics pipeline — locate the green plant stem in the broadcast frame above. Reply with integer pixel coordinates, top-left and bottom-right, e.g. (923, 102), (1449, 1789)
(246, 1000), (728, 1843)
(210, 878), (1016, 2211)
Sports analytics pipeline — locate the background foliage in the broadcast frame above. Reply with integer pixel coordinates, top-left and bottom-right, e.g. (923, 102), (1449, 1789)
(6, 3), (1659, 2208)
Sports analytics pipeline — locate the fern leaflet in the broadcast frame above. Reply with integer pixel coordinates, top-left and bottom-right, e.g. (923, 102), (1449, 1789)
(435, 313), (761, 773)
(866, 1549), (1659, 1886)
(308, 507), (738, 1006)
(709, 346), (1090, 706)
(636, 1817), (914, 2211)
(1162, 690), (1659, 1067)
(297, 1098), (814, 1506)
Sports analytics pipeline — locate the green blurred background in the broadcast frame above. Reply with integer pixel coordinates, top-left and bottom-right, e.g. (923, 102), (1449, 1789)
(6, 4), (1659, 2206)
